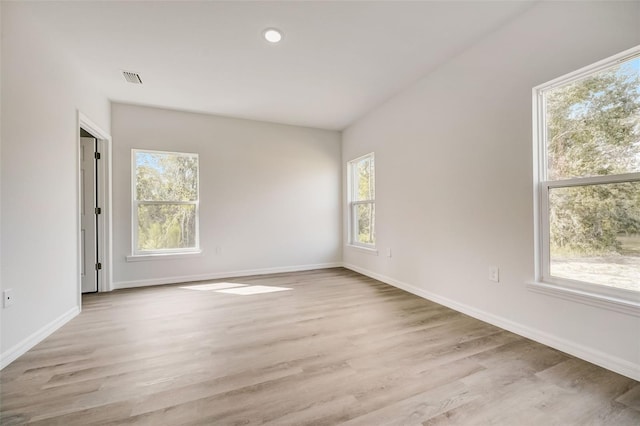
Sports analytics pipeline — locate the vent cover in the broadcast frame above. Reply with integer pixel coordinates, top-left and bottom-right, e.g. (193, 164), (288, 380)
(122, 71), (143, 84)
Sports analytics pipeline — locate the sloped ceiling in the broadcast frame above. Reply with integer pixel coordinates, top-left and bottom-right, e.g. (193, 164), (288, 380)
(12, 1), (535, 130)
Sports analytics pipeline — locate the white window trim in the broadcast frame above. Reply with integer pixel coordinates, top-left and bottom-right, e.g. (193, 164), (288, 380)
(131, 149), (200, 258)
(531, 45), (640, 316)
(346, 244), (379, 256)
(347, 152), (376, 250)
(126, 250), (203, 262)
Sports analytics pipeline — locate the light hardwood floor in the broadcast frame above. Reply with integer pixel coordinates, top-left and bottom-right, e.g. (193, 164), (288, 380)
(1, 268), (639, 425)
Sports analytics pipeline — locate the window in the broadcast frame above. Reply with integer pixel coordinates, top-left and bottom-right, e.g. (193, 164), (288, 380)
(132, 149), (199, 256)
(533, 46), (640, 306)
(348, 153), (375, 248)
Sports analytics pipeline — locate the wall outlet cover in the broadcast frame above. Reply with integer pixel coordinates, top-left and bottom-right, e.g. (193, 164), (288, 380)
(3, 289), (14, 308)
(489, 267), (500, 283)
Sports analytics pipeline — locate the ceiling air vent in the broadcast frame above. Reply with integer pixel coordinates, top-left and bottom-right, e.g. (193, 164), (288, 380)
(122, 71), (143, 84)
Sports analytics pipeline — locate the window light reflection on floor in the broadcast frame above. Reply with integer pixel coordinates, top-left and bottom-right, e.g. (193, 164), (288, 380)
(179, 282), (246, 291)
(215, 285), (292, 295)
(180, 282), (292, 295)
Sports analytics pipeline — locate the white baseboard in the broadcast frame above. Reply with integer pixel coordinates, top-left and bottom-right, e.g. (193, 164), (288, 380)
(343, 263), (640, 382)
(1, 306), (80, 370)
(112, 262), (344, 290)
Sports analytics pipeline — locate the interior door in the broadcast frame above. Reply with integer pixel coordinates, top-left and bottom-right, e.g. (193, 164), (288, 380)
(81, 137), (98, 293)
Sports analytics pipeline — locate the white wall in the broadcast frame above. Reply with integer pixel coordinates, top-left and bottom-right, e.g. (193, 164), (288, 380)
(1, 4), (111, 366)
(0, 2), (3, 354)
(343, 1), (640, 379)
(111, 103), (341, 288)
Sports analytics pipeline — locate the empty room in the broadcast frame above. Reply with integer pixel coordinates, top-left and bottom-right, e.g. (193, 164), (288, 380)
(1, 1), (639, 424)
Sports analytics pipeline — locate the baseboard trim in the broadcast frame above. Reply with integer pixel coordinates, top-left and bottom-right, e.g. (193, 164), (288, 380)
(113, 262), (344, 290)
(343, 263), (640, 382)
(1, 306), (80, 370)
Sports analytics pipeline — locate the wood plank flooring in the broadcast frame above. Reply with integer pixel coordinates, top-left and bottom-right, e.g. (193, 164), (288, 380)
(1, 268), (639, 425)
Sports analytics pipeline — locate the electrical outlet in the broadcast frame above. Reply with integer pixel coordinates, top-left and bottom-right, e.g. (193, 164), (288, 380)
(488, 267), (500, 283)
(3, 289), (14, 308)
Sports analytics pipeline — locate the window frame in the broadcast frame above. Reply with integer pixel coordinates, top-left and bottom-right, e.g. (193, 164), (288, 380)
(531, 46), (640, 314)
(347, 152), (376, 250)
(130, 149), (201, 257)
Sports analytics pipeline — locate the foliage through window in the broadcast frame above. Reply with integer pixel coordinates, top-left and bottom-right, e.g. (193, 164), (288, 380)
(133, 150), (199, 254)
(348, 153), (375, 248)
(535, 48), (640, 298)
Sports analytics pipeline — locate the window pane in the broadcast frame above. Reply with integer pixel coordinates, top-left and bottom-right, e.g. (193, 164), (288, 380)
(354, 203), (375, 245)
(137, 204), (197, 251)
(544, 57), (640, 180)
(354, 156), (375, 201)
(549, 182), (640, 291)
(135, 151), (198, 201)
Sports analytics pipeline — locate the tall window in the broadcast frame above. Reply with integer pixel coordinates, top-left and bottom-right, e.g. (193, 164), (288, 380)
(534, 47), (640, 303)
(348, 153), (375, 248)
(132, 149), (199, 255)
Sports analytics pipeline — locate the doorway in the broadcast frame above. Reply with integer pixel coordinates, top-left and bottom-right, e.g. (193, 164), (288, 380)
(80, 130), (99, 293)
(78, 112), (112, 299)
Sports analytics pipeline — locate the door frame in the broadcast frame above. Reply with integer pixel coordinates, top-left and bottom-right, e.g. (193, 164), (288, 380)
(77, 111), (113, 304)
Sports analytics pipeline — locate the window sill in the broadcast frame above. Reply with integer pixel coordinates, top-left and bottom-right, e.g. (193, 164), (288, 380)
(126, 250), (203, 262)
(526, 281), (640, 317)
(346, 245), (378, 256)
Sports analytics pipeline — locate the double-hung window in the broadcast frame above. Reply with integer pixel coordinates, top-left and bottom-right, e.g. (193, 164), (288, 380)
(533, 46), (640, 308)
(132, 149), (200, 256)
(348, 153), (376, 248)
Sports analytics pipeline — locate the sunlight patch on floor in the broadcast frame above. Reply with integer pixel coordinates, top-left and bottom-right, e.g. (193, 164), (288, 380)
(180, 282), (292, 295)
(215, 285), (292, 295)
(180, 282), (247, 291)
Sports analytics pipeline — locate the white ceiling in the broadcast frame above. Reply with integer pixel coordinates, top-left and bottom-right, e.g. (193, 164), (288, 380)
(16, 1), (534, 130)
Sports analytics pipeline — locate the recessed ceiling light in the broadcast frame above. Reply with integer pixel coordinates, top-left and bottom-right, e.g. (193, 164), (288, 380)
(263, 28), (283, 43)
